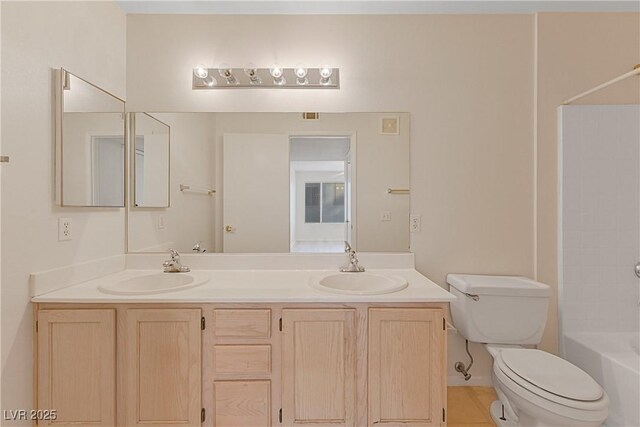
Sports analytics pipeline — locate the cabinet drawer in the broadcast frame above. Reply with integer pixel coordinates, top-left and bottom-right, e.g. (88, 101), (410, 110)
(214, 380), (271, 426)
(214, 345), (271, 375)
(214, 309), (271, 338)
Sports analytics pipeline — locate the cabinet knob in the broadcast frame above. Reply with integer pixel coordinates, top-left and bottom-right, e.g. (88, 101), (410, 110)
(225, 225), (234, 233)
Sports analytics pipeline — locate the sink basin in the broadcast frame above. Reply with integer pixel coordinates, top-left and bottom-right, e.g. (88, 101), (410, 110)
(98, 273), (208, 295)
(312, 273), (408, 295)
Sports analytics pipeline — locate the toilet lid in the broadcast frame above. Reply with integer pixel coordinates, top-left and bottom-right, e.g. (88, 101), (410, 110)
(499, 349), (603, 402)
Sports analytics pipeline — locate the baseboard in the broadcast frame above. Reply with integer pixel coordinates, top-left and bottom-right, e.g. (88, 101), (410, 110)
(448, 375), (493, 387)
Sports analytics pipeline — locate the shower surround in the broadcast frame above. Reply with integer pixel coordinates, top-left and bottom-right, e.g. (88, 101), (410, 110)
(559, 104), (640, 427)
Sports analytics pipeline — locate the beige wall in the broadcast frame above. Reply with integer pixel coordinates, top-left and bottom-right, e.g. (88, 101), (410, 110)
(127, 14), (535, 384)
(1, 7), (636, 408)
(1, 0), (126, 414)
(0, 2), (3, 410)
(536, 13), (640, 353)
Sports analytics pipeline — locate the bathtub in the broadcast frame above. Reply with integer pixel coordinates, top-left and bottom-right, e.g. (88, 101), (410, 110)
(564, 332), (640, 427)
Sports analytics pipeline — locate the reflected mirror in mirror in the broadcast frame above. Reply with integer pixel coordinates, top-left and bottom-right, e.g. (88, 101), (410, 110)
(132, 113), (170, 207)
(127, 113), (410, 254)
(56, 69), (126, 207)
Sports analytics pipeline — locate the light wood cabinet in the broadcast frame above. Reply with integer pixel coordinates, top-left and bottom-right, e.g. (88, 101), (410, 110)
(214, 380), (271, 426)
(281, 309), (356, 426)
(214, 345), (272, 375)
(35, 303), (446, 427)
(36, 309), (116, 426)
(122, 308), (202, 427)
(368, 308), (446, 426)
(214, 309), (271, 338)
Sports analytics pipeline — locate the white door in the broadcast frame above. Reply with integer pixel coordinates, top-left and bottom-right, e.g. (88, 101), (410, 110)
(223, 133), (290, 252)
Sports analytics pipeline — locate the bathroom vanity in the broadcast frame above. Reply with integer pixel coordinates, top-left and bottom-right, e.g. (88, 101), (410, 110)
(31, 266), (453, 427)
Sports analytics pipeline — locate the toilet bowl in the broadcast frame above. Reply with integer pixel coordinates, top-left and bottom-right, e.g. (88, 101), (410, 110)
(446, 274), (609, 427)
(487, 345), (609, 427)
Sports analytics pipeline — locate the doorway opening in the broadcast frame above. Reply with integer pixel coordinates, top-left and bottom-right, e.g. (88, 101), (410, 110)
(289, 136), (353, 253)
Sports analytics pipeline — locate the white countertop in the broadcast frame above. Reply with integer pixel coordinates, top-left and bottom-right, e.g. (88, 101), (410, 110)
(31, 268), (455, 304)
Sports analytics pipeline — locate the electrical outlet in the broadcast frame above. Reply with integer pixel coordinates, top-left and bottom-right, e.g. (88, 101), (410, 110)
(380, 211), (391, 221)
(58, 218), (72, 241)
(410, 214), (421, 233)
(158, 215), (165, 230)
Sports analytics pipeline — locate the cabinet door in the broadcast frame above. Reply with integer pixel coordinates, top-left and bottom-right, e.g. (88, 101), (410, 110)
(368, 309), (445, 426)
(37, 309), (116, 426)
(123, 308), (202, 427)
(282, 309), (356, 426)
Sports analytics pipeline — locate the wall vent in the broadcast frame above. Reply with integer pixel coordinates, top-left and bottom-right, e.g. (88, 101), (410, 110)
(381, 116), (399, 134)
(302, 112), (319, 120)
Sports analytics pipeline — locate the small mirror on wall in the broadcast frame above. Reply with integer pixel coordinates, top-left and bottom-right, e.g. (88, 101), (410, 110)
(56, 68), (126, 207)
(132, 113), (170, 208)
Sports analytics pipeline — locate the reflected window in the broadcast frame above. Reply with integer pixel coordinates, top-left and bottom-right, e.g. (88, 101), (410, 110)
(305, 182), (345, 223)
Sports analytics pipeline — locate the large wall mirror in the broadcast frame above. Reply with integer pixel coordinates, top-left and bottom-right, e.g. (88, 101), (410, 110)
(56, 69), (126, 207)
(127, 113), (410, 254)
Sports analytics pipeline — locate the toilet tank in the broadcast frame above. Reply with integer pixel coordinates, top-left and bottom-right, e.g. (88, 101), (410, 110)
(446, 274), (551, 345)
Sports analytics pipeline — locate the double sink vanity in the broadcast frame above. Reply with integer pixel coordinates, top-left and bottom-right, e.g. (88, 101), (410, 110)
(31, 252), (454, 427)
(39, 68), (455, 426)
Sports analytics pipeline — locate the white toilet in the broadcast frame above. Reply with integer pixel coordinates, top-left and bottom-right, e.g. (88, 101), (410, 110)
(447, 274), (609, 427)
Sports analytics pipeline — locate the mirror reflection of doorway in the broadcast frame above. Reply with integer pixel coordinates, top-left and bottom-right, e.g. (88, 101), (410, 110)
(289, 136), (353, 253)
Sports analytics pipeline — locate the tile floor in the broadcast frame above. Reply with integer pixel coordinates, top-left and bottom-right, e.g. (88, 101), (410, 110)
(448, 386), (498, 427)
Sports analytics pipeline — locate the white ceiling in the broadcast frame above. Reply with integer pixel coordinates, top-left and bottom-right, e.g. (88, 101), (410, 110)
(116, 0), (640, 15)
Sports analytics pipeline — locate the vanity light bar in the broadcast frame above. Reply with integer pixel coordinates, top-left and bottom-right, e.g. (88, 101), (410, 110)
(192, 67), (340, 89)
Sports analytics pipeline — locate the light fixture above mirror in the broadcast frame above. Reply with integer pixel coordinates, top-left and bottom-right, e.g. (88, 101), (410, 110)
(192, 66), (339, 89)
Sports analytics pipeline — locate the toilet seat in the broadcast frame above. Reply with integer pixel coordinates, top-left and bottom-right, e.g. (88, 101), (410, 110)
(493, 361), (609, 427)
(495, 349), (604, 409)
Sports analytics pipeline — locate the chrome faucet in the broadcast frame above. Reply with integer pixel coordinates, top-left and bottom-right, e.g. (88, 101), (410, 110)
(340, 241), (365, 272)
(163, 249), (190, 273)
(192, 242), (207, 253)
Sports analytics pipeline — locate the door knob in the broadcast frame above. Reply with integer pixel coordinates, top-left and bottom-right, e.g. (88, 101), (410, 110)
(635, 262), (640, 279)
(225, 225), (234, 233)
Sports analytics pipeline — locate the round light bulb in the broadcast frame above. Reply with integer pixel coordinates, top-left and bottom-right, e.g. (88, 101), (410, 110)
(319, 66), (333, 79)
(203, 75), (216, 87)
(294, 65), (307, 79)
(270, 65), (283, 79)
(193, 65), (208, 79)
